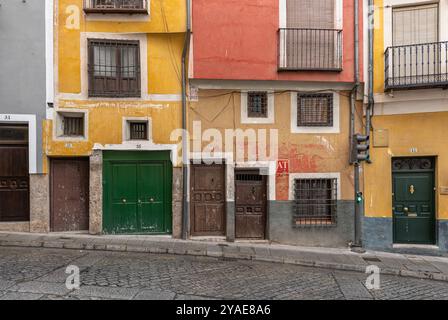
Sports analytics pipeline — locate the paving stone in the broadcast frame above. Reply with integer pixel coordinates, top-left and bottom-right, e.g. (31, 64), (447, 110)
(10, 281), (71, 296)
(0, 291), (44, 300)
(133, 289), (176, 300)
(70, 285), (139, 299)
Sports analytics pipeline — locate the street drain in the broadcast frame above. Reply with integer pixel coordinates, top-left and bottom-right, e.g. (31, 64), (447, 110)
(362, 256), (382, 263)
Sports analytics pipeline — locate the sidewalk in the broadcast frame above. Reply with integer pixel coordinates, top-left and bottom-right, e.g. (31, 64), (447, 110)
(1, 231), (448, 282)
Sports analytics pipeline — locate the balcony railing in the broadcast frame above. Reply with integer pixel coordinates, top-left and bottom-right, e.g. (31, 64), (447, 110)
(84, 0), (148, 14)
(278, 28), (343, 71)
(385, 41), (448, 90)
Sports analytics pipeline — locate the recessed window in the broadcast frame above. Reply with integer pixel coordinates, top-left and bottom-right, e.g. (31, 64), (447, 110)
(129, 122), (148, 140)
(55, 112), (87, 140)
(63, 116), (85, 137)
(247, 92), (268, 118)
(293, 178), (337, 227)
(88, 39), (141, 98)
(297, 93), (333, 127)
(84, 0), (148, 14)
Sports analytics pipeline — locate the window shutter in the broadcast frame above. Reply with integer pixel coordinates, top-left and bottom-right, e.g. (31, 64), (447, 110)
(286, 0), (335, 29)
(393, 4), (438, 46)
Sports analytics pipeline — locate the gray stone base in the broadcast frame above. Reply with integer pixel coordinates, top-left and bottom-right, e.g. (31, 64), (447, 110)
(362, 217), (393, 251)
(268, 200), (355, 248)
(439, 220), (448, 252)
(363, 217), (448, 253)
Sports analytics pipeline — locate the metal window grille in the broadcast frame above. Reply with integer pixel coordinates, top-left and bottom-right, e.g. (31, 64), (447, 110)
(236, 173), (263, 182)
(88, 39), (141, 97)
(247, 92), (268, 118)
(297, 93), (333, 127)
(63, 116), (84, 137)
(129, 122), (148, 140)
(293, 178), (337, 227)
(84, 0), (147, 13)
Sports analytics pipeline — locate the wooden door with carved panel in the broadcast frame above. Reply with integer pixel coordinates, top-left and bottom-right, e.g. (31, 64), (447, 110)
(392, 157), (436, 244)
(235, 170), (267, 240)
(190, 164), (226, 236)
(0, 124), (29, 222)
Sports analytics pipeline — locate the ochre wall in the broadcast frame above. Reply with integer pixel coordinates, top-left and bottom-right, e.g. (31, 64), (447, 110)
(44, 0), (186, 172)
(364, 112), (448, 220)
(189, 90), (363, 201)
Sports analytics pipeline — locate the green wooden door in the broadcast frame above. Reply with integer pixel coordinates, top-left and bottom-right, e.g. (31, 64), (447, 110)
(392, 158), (435, 244)
(103, 151), (172, 235)
(138, 162), (167, 233)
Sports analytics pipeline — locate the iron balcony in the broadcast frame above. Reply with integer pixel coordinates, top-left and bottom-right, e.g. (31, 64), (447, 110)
(385, 41), (448, 90)
(83, 0), (148, 14)
(278, 28), (343, 72)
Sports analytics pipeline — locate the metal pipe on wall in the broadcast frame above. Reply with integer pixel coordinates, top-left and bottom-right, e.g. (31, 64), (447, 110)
(181, 0), (191, 240)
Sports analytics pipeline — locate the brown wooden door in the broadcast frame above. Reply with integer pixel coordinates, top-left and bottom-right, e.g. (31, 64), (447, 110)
(235, 170), (267, 240)
(51, 158), (89, 232)
(190, 164), (226, 236)
(0, 145), (30, 222)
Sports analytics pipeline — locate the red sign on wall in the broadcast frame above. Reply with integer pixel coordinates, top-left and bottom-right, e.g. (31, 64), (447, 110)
(276, 159), (289, 175)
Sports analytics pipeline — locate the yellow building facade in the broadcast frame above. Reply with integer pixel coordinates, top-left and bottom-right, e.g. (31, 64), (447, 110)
(363, 0), (448, 252)
(36, 0), (186, 236)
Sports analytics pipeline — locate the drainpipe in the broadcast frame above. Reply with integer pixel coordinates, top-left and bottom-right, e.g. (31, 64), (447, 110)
(352, 0), (362, 248)
(366, 0), (375, 162)
(181, 0), (191, 240)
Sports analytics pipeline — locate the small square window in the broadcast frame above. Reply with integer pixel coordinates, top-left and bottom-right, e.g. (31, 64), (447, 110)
(297, 93), (333, 127)
(129, 121), (148, 140)
(247, 92), (268, 118)
(63, 116), (84, 137)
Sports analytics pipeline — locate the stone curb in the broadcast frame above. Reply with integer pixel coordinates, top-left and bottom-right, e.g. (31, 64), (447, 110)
(1, 239), (448, 283)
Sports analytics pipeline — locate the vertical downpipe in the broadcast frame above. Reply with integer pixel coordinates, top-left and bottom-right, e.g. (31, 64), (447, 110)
(352, 0), (362, 247)
(181, 0), (191, 240)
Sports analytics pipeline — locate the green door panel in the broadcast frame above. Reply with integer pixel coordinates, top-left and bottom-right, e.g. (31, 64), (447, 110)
(393, 171), (435, 244)
(138, 162), (166, 233)
(103, 151), (172, 235)
(110, 163), (138, 233)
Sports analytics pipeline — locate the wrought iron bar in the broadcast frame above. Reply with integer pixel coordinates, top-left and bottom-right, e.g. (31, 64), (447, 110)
(278, 28), (343, 71)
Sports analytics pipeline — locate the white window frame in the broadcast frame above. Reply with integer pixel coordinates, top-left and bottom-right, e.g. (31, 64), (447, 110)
(0, 114), (37, 174)
(122, 116), (152, 143)
(54, 109), (89, 142)
(241, 91), (275, 124)
(288, 172), (341, 201)
(383, 0), (448, 50)
(290, 91), (340, 134)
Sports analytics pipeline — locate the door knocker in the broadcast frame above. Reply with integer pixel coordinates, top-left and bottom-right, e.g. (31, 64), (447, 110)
(409, 185), (415, 195)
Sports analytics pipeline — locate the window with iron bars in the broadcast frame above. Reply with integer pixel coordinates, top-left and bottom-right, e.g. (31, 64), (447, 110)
(63, 116), (85, 137)
(247, 92), (268, 118)
(297, 93), (333, 127)
(129, 122), (148, 140)
(88, 39), (141, 98)
(293, 178), (337, 227)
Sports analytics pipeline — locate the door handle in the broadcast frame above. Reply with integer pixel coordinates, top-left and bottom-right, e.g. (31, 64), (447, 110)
(403, 207), (409, 213)
(122, 198), (127, 203)
(149, 198), (154, 202)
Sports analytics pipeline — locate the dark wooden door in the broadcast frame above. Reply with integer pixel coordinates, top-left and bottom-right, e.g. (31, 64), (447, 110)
(0, 145), (29, 222)
(51, 158), (89, 232)
(190, 164), (226, 236)
(392, 157), (436, 244)
(235, 170), (267, 239)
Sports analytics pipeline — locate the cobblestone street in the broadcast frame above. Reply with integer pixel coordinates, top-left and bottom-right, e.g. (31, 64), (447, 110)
(1, 247), (448, 300)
